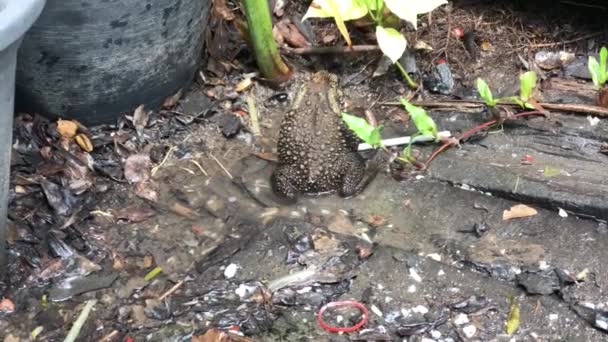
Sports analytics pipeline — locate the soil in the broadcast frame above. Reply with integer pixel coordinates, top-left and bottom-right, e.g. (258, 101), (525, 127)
(1, 0), (608, 341)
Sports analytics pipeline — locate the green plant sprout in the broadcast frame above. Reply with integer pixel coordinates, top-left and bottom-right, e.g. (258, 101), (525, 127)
(588, 46), (608, 89)
(341, 100), (439, 164)
(341, 112), (384, 149)
(398, 98), (439, 162)
(509, 71), (537, 109)
(303, 0), (447, 89)
(476, 78), (497, 107)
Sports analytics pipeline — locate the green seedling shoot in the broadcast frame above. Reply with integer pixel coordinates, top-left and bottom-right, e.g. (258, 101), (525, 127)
(588, 46), (608, 89)
(476, 78), (497, 107)
(399, 98), (438, 162)
(303, 0), (447, 89)
(341, 112), (384, 149)
(510, 71), (537, 109)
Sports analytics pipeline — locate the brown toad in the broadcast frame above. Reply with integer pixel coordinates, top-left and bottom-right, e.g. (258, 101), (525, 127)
(270, 71), (377, 202)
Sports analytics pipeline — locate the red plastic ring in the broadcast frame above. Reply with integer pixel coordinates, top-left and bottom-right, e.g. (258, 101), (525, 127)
(317, 300), (369, 333)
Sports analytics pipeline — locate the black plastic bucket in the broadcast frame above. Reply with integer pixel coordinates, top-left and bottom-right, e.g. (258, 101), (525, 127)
(15, 0), (210, 125)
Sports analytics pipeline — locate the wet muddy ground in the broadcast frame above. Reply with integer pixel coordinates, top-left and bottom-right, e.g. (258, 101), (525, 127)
(2, 0), (608, 341)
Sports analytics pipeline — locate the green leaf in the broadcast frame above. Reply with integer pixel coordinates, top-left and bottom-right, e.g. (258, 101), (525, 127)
(519, 71), (537, 102)
(302, 0), (368, 21)
(376, 26), (407, 63)
(384, 0), (447, 29)
(476, 78), (496, 106)
(600, 46), (607, 84)
(144, 266), (163, 281)
(341, 112), (383, 148)
(400, 98), (438, 139)
(363, 0), (383, 11)
(543, 166), (561, 177)
(588, 56), (602, 89)
(508, 96), (526, 109)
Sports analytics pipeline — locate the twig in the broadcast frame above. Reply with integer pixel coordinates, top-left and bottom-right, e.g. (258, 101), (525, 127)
(382, 99), (608, 117)
(281, 45), (380, 55)
(159, 280), (185, 301)
(209, 153), (233, 179)
(190, 160), (209, 176)
(151, 146), (176, 176)
(521, 32), (603, 49)
(63, 299), (97, 342)
(247, 94), (262, 136)
(100, 330), (119, 342)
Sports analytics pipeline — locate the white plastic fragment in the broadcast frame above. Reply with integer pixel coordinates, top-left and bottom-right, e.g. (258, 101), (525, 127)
(558, 208), (568, 217)
(357, 131), (452, 151)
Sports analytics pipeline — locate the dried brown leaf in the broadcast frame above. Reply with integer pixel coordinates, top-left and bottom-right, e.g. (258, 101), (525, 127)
(502, 204), (538, 220)
(132, 104), (149, 135)
(212, 0), (235, 21)
(115, 205), (156, 222)
(162, 89), (183, 109)
(134, 181), (158, 202)
(275, 19), (310, 48)
(235, 78), (253, 92)
(124, 154), (151, 184)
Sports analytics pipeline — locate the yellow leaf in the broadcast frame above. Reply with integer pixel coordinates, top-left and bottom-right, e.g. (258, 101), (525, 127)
(505, 296), (520, 335)
(57, 119), (78, 138)
(502, 204), (538, 220)
(75, 134), (93, 152)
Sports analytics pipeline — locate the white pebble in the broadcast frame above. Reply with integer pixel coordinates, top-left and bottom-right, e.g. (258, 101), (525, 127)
(596, 319), (608, 330)
(224, 263), (238, 278)
(409, 268), (422, 282)
(539, 260), (550, 270)
(407, 284), (417, 293)
(412, 305), (428, 314)
(588, 116), (600, 126)
(462, 324), (477, 338)
(549, 313), (559, 321)
(385, 296), (393, 303)
(437, 269), (445, 276)
(430, 330), (442, 338)
(427, 253), (441, 261)
(371, 304), (383, 317)
(454, 313), (469, 326)
(558, 208), (568, 217)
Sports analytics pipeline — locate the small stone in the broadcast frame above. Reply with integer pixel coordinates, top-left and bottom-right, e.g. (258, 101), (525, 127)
(224, 263), (238, 279)
(462, 324), (477, 338)
(409, 268), (422, 282)
(430, 330), (442, 338)
(454, 313), (469, 325)
(412, 305), (428, 314)
(549, 314), (559, 321)
(407, 284), (417, 293)
(131, 305), (147, 326)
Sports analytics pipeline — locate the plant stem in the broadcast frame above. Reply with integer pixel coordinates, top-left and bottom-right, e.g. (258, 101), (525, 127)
(423, 111), (544, 168)
(395, 61), (417, 89)
(242, 0), (291, 81)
